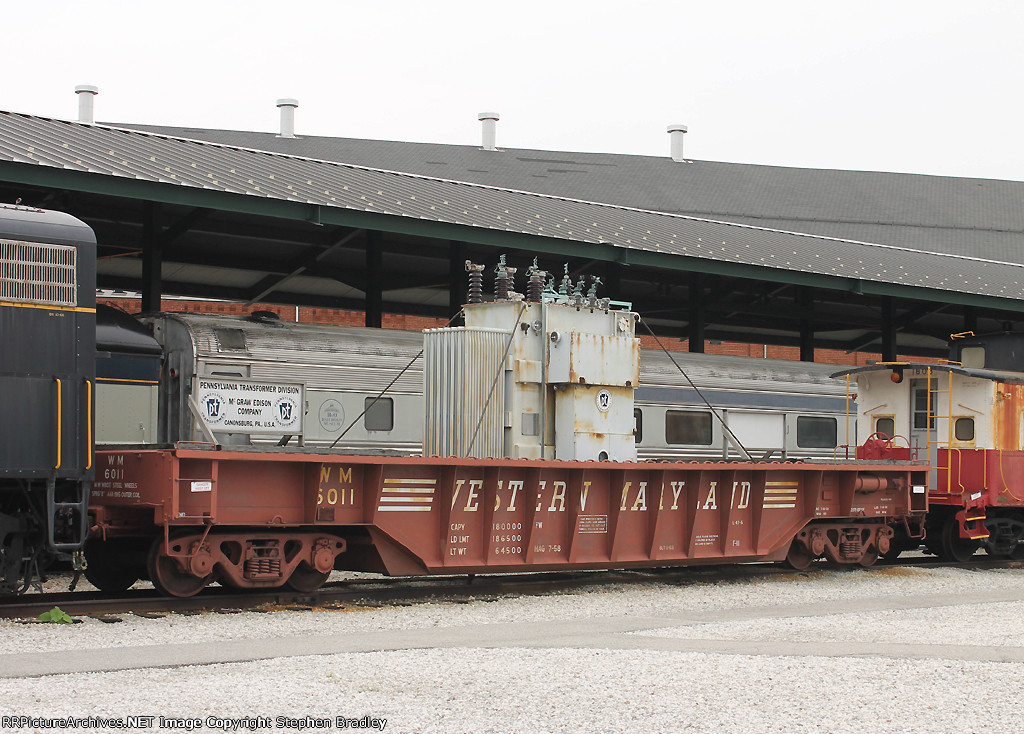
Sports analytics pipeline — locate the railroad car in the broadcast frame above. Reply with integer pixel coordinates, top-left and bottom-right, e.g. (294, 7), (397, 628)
(834, 335), (1024, 561)
(94, 311), (853, 460)
(0, 204), (95, 593)
(85, 271), (926, 596)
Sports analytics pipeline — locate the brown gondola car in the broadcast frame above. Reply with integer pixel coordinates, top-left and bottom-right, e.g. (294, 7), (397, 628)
(90, 448), (926, 596)
(86, 274), (927, 596)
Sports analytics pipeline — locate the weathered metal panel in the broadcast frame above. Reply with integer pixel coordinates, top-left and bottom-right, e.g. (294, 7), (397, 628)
(553, 384), (635, 461)
(423, 327), (507, 458)
(992, 381), (1024, 452)
(548, 333), (640, 386)
(934, 447), (1024, 509)
(94, 448), (921, 575)
(94, 382), (158, 444)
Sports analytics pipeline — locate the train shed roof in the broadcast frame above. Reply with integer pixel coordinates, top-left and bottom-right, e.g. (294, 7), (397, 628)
(1, 110), (1022, 356)
(118, 122), (1024, 266)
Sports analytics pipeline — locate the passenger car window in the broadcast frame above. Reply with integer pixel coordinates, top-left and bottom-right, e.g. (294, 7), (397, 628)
(666, 410), (712, 445)
(796, 416), (838, 448)
(633, 408), (643, 443)
(364, 397), (394, 431)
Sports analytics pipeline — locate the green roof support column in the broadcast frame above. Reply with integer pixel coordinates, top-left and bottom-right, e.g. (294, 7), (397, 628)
(141, 201), (162, 313)
(688, 272), (706, 353)
(881, 296), (897, 362)
(799, 286), (814, 362)
(963, 305), (978, 335)
(365, 230), (383, 328)
(449, 241), (467, 322)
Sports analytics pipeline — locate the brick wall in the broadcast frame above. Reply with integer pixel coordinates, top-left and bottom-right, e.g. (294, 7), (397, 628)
(99, 298), (934, 366)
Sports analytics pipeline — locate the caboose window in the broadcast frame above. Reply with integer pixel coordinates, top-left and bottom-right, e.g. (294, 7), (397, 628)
(666, 410), (712, 445)
(874, 417), (895, 438)
(954, 417), (975, 441)
(796, 416), (838, 448)
(364, 397), (394, 431)
(961, 347), (985, 369)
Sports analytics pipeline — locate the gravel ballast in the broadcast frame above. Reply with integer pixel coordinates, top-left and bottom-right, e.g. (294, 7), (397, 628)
(2, 566), (1023, 733)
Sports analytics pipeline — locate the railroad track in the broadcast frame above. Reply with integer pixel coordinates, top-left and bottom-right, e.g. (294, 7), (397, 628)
(2, 557), (1020, 621)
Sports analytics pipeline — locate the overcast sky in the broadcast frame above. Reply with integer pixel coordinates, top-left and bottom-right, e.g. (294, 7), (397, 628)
(6, 1), (1023, 181)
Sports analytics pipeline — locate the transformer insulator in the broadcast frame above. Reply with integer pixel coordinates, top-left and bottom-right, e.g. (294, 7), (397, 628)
(466, 261), (485, 304)
(559, 265), (572, 296)
(494, 256), (516, 301)
(494, 277), (509, 301)
(527, 273), (545, 302)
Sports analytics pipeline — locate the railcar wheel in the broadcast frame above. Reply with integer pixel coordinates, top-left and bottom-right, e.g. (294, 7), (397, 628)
(941, 518), (980, 563)
(147, 540), (212, 598)
(858, 548), (880, 567)
(985, 544), (1024, 561)
(286, 563), (331, 593)
(83, 539), (140, 592)
(783, 542), (815, 571)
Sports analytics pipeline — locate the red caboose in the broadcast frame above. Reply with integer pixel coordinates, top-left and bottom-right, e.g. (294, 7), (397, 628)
(834, 331), (1024, 561)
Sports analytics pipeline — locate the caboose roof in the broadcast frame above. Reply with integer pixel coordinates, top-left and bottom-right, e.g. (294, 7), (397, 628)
(831, 363), (1024, 385)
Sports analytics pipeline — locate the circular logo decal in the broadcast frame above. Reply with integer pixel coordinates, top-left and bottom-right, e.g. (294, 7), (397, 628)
(202, 392), (225, 425)
(596, 389), (612, 413)
(275, 397), (299, 428)
(318, 399), (345, 433)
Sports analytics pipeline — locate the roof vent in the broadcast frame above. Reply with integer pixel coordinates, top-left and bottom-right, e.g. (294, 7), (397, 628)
(478, 111), (500, 151)
(75, 85), (99, 124)
(667, 123), (688, 162)
(276, 98), (299, 138)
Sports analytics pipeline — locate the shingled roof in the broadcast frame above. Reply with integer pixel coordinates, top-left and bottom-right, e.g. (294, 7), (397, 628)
(0, 111), (1020, 306)
(115, 122), (1024, 265)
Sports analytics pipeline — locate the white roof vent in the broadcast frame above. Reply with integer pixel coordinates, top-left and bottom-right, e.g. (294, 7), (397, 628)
(75, 85), (99, 124)
(667, 123), (688, 162)
(478, 111), (500, 151)
(276, 98), (299, 138)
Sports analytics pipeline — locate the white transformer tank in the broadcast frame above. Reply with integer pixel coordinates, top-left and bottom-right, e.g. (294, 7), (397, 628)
(424, 298), (639, 460)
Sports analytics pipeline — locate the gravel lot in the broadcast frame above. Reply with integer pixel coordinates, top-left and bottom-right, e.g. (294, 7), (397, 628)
(2, 566), (1023, 733)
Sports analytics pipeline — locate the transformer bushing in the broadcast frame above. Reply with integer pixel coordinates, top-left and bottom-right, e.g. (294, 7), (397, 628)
(526, 260), (547, 303)
(494, 255), (516, 301)
(558, 264), (572, 296)
(465, 261), (485, 304)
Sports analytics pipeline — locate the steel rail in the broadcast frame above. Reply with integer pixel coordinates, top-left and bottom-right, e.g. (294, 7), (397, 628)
(2, 558), (1020, 621)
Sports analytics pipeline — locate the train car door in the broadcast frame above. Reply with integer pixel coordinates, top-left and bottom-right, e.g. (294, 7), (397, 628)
(909, 378), (937, 476)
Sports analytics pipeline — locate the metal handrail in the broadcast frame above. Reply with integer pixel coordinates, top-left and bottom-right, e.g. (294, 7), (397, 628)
(85, 379), (92, 470)
(54, 377), (62, 469)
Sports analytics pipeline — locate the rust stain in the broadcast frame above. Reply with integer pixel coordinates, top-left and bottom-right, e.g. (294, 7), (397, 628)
(993, 381), (1024, 451)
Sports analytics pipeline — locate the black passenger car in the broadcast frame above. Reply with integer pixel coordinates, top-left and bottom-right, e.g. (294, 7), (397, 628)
(0, 204), (96, 592)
